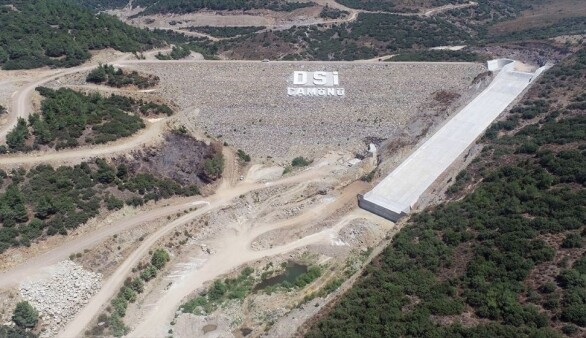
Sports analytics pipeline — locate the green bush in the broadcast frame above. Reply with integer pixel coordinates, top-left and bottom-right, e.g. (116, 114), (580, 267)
(291, 156), (312, 167)
(561, 233), (583, 248)
(108, 313), (129, 337)
(87, 64), (159, 89)
(203, 153), (225, 179)
(0, 325), (36, 338)
(237, 149), (251, 162)
(119, 286), (137, 303)
(129, 277), (144, 293)
(140, 265), (158, 281)
(151, 248), (170, 270)
(12, 301), (38, 329)
(111, 297), (128, 317)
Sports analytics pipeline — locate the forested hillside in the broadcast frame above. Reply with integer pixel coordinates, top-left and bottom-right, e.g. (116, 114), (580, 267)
(129, 0), (315, 16)
(335, 0), (467, 12)
(0, 0), (164, 69)
(305, 49), (586, 337)
(76, 0), (129, 11)
(0, 158), (201, 254)
(4, 87), (172, 152)
(220, 12), (470, 60)
(216, 0), (584, 60)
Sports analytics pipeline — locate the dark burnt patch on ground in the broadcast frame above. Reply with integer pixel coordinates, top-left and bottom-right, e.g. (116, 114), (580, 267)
(117, 133), (220, 186)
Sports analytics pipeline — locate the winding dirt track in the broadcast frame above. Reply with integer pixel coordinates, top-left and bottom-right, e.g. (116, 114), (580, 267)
(58, 165), (348, 337)
(0, 39), (469, 336)
(0, 119), (165, 167)
(0, 65), (96, 143)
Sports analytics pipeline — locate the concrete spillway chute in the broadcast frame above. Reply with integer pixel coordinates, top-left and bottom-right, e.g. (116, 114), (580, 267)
(359, 60), (550, 222)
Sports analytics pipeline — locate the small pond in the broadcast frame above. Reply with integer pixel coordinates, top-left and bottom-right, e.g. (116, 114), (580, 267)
(202, 324), (217, 334)
(253, 262), (308, 292)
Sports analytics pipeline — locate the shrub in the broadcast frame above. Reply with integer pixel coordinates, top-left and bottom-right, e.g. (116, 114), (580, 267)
(237, 149), (251, 162)
(203, 153), (225, 179)
(538, 282), (556, 294)
(151, 248), (170, 270)
(120, 286), (137, 303)
(12, 301), (38, 329)
(140, 265), (157, 281)
(291, 156), (312, 167)
(561, 233), (583, 248)
(129, 277), (144, 293)
(109, 313), (129, 337)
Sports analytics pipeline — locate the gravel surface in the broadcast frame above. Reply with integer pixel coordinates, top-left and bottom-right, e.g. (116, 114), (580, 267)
(127, 62), (485, 158)
(20, 260), (102, 337)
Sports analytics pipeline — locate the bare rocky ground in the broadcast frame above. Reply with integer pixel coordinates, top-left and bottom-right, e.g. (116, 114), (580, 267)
(108, 1), (336, 33)
(19, 261), (102, 337)
(113, 151), (392, 338)
(126, 62), (485, 159)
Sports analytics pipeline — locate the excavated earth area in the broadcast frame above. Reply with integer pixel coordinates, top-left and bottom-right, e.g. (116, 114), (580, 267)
(125, 62), (485, 159)
(122, 154), (387, 337)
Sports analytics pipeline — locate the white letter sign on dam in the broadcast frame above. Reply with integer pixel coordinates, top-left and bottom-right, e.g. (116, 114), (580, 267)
(287, 71), (345, 97)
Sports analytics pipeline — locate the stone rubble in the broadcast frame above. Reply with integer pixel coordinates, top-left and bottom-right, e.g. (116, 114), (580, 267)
(126, 62), (485, 158)
(19, 260), (102, 337)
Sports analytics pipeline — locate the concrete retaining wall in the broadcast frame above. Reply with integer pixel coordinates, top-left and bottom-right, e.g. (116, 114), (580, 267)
(357, 194), (407, 222)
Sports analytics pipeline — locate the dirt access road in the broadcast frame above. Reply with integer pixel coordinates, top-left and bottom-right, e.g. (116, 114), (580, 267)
(0, 52), (450, 336)
(0, 118), (165, 167)
(0, 57), (478, 167)
(58, 165), (360, 337)
(0, 65), (97, 143)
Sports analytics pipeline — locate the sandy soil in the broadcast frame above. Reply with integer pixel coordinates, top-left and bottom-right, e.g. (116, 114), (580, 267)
(58, 157), (350, 336)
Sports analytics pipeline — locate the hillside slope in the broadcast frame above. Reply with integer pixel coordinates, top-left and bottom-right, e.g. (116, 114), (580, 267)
(0, 0), (165, 69)
(305, 49), (586, 337)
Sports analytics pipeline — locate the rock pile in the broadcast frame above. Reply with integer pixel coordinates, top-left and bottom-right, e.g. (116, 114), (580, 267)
(127, 62), (484, 158)
(20, 260), (102, 337)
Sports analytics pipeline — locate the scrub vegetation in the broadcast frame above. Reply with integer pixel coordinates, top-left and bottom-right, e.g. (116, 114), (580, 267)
(218, 0), (584, 61)
(0, 0), (165, 70)
(86, 64), (160, 89)
(180, 264), (323, 316)
(186, 26), (266, 38)
(319, 5), (349, 19)
(305, 48), (586, 338)
(4, 87), (172, 152)
(0, 159), (201, 254)
(129, 0), (316, 16)
(222, 13), (469, 61)
(87, 248), (171, 337)
(181, 267), (256, 315)
(335, 0), (467, 13)
(2, 0), (582, 68)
